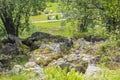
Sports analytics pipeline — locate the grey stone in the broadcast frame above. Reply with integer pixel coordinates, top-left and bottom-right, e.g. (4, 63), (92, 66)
(0, 67), (3, 73)
(10, 65), (23, 73)
(25, 61), (38, 68)
(0, 62), (3, 68)
(25, 66), (43, 75)
(67, 54), (78, 62)
(85, 64), (101, 77)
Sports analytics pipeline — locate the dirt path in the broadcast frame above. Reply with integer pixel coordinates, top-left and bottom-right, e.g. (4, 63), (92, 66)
(31, 19), (66, 23)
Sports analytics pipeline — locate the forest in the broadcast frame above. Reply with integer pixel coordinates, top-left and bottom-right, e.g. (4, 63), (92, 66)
(0, 0), (120, 80)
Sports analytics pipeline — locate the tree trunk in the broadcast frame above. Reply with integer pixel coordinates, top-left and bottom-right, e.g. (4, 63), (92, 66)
(2, 17), (18, 42)
(0, 9), (18, 42)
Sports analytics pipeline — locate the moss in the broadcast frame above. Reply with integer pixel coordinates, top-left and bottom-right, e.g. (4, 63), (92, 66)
(44, 47), (52, 53)
(21, 44), (30, 54)
(52, 54), (63, 60)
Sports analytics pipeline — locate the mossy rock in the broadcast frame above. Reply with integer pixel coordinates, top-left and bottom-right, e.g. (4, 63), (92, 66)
(21, 44), (30, 54)
(34, 53), (63, 66)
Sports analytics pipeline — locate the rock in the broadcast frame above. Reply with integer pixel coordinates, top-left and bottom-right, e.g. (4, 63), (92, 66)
(25, 32), (73, 51)
(50, 10), (53, 14)
(71, 63), (87, 73)
(40, 42), (69, 54)
(25, 66), (43, 75)
(85, 64), (101, 77)
(115, 55), (120, 62)
(48, 58), (70, 72)
(0, 42), (4, 48)
(0, 62), (3, 73)
(44, 9), (48, 14)
(48, 53), (88, 73)
(66, 54), (79, 62)
(49, 58), (66, 67)
(8, 62), (44, 76)
(84, 35), (106, 42)
(49, 15), (55, 20)
(0, 62), (3, 68)
(0, 67), (2, 73)
(0, 43), (17, 55)
(34, 53), (63, 66)
(0, 42), (30, 55)
(9, 65), (23, 74)
(24, 61), (43, 75)
(24, 62), (38, 68)
(82, 55), (100, 64)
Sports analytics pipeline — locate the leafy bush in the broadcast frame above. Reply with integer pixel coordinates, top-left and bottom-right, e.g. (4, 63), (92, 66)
(44, 67), (120, 80)
(44, 67), (84, 80)
(0, 24), (7, 40)
(88, 69), (120, 80)
(96, 40), (120, 65)
(0, 73), (32, 80)
(73, 26), (108, 40)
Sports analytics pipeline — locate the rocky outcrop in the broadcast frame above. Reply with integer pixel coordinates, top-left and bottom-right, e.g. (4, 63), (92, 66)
(47, 53), (88, 73)
(0, 62), (3, 73)
(85, 64), (101, 77)
(8, 61), (46, 79)
(0, 43), (30, 55)
(24, 32), (73, 51)
(0, 43), (18, 55)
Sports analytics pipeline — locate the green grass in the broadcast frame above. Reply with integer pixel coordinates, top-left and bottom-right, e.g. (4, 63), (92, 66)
(96, 40), (120, 69)
(0, 73), (31, 80)
(34, 21), (61, 28)
(46, 2), (59, 12)
(29, 2), (61, 22)
(32, 21), (74, 37)
(30, 13), (48, 21)
(44, 67), (120, 80)
(20, 20), (76, 38)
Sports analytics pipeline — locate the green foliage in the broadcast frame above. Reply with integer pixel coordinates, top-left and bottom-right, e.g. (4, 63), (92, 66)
(101, 0), (120, 33)
(56, 15), (59, 20)
(59, 0), (99, 31)
(87, 69), (120, 80)
(0, 0), (46, 37)
(44, 67), (84, 80)
(96, 40), (120, 64)
(44, 67), (120, 80)
(0, 23), (7, 40)
(59, 0), (120, 37)
(1, 67), (120, 80)
(0, 72), (36, 80)
(19, 23), (39, 38)
(73, 26), (108, 39)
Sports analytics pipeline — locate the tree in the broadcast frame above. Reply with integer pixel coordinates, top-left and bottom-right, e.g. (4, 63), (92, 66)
(59, 0), (100, 32)
(100, 0), (120, 33)
(60, 0), (120, 34)
(0, 0), (46, 41)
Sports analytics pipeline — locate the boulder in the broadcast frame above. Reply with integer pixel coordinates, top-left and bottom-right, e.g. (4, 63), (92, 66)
(85, 64), (101, 77)
(9, 65), (23, 74)
(8, 62), (44, 76)
(33, 50), (63, 66)
(0, 43), (30, 55)
(24, 32), (73, 51)
(115, 55), (120, 62)
(0, 43), (17, 55)
(24, 62), (38, 68)
(0, 62), (3, 73)
(24, 61), (44, 75)
(66, 54), (79, 62)
(48, 53), (88, 73)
